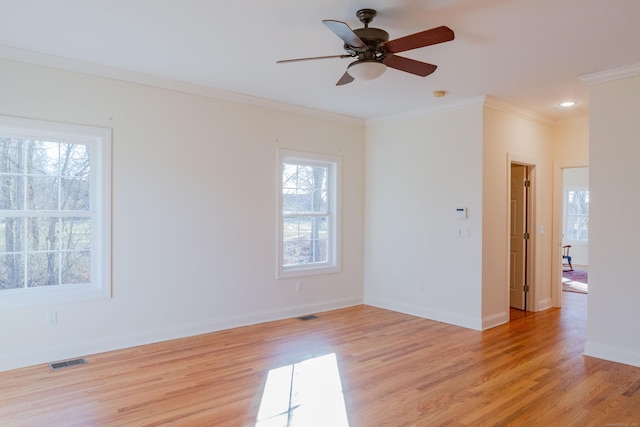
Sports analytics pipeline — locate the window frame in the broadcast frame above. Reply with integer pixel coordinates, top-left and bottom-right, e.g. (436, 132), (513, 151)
(277, 149), (341, 279)
(0, 116), (111, 308)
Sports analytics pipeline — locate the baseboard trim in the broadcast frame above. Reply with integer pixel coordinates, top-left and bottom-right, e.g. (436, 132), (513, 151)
(482, 312), (509, 330)
(364, 296), (482, 331)
(536, 298), (553, 312)
(0, 295), (363, 372)
(584, 340), (640, 368)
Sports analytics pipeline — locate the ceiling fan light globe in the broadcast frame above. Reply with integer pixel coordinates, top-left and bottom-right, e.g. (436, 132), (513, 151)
(347, 60), (387, 81)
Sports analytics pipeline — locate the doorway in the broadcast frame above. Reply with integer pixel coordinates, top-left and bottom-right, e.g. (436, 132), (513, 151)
(561, 167), (589, 294)
(509, 163), (531, 311)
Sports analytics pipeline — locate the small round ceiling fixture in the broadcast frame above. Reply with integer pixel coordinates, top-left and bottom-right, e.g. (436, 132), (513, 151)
(560, 101), (577, 107)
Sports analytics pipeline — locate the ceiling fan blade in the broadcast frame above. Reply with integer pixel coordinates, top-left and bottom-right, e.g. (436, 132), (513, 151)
(277, 54), (351, 64)
(322, 20), (367, 49)
(384, 26), (454, 54)
(383, 55), (437, 77)
(336, 71), (354, 86)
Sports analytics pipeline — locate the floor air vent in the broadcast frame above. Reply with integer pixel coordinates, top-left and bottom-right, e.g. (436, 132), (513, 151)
(49, 358), (87, 371)
(298, 314), (319, 321)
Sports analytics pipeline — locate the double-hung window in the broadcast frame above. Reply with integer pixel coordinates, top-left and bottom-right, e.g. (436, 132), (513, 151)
(0, 116), (111, 308)
(277, 149), (340, 278)
(564, 188), (589, 242)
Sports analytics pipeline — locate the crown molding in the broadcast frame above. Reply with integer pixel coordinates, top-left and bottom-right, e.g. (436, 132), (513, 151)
(579, 63), (640, 85)
(553, 115), (589, 126)
(482, 95), (555, 127)
(0, 45), (365, 127)
(366, 95), (557, 127)
(366, 96), (486, 125)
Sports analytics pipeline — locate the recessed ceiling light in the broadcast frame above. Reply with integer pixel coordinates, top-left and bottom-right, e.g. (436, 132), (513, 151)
(560, 101), (577, 107)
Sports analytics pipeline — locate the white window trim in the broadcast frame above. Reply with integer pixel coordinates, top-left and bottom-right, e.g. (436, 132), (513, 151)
(277, 148), (341, 279)
(0, 116), (111, 309)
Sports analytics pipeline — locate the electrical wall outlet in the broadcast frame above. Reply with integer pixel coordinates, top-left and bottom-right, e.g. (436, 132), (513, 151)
(46, 311), (57, 325)
(295, 281), (303, 292)
(457, 227), (470, 238)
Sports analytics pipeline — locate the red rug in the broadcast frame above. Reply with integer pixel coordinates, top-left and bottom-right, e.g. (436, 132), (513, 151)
(562, 269), (588, 294)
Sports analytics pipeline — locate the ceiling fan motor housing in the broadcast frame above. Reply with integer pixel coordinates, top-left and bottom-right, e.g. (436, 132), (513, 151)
(352, 28), (389, 52)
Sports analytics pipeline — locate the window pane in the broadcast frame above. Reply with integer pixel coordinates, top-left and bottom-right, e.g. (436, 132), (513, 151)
(27, 140), (59, 175)
(567, 190), (589, 215)
(60, 143), (90, 178)
(577, 216), (589, 240)
(61, 177), (90, 210)
(283, 216), (328, 266)
(62, 251), (90, 284)
(282, 163), (327, 213)
(0, 138), (26, 211)
(27, 176), (59, 210)
(0, 138), (24, 174)
(0, 175), (24, 210)
(566, 215), (589, 241)
(0, 217), (24, 253)
(0, 253), (24, 289)
(61, 217), (91, 250)
(27, 217), (59, 251)
(27, 252), (59, 287)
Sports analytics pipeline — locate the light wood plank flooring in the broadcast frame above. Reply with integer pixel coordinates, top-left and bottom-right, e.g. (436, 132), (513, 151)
(1, 292), (639, 426)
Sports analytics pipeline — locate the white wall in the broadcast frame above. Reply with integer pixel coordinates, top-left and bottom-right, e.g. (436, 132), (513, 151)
(364, 103), (484, 330)
(363, 98), (555, 331)
(482, 99), (554, 323)
(0, 59), (365, 372)
(585, 73), (640, 367)
(552, 119), (589, 162)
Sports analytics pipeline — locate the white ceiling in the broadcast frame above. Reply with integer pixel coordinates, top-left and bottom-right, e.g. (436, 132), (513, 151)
(2, 0), (640, 121)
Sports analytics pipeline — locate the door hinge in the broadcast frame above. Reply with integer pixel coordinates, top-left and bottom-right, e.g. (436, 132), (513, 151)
(524, 180), (531, 187)
(524, 285), (530, 292)
(524, 232), (530, 240)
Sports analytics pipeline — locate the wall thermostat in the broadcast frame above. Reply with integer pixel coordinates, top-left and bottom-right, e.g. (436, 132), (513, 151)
(456, 208), (467, 219)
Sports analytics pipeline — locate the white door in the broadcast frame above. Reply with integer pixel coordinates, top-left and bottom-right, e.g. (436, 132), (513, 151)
(510, 164), (527, 310)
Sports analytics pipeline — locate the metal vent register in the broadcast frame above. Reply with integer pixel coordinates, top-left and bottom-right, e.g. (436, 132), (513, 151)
(49, 358), (87, 371)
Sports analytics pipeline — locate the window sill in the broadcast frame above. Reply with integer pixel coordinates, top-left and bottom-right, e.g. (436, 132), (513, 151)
(564, 241), (588, 247)
(277, 264), (341, 280)
(0, 284), (110, 310)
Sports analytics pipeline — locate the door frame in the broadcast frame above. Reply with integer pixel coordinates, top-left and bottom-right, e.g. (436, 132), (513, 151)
(507, 154), (537, 314)
(552, 161), (589, 307)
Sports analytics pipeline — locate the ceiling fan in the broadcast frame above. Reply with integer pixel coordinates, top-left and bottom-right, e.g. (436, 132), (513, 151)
(277, 8), (454, 86)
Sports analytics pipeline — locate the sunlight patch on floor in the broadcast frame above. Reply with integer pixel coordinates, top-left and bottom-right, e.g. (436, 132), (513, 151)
(562, 277), (588, 292)
(255, 353), (349, 427)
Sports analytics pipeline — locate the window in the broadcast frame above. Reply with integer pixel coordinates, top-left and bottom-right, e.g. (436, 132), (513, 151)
(0, 116), (111, 308)
(277, 149), (340, 278)
(564, 189), (589, 242)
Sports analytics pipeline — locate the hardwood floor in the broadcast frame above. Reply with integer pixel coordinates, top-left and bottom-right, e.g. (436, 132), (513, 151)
(2, 292), (639, 426)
